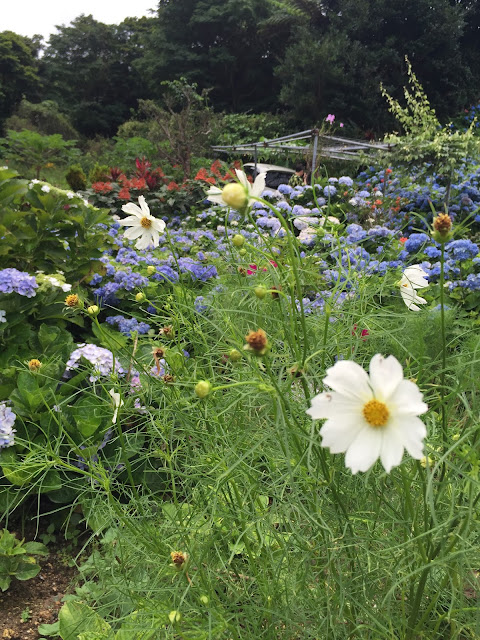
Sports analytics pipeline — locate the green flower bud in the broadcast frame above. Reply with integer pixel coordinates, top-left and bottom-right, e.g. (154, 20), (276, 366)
(168, 610), (182, 624)
(200, 595), (209, 605)
(87, 305), (99, 316)
(135, 292), (145, 302)
(254, 285), (267, 299)
(239, 248), (247, 256)
(229, 349), (242, 362)
(195, 380), (212, 398)
(232, 234), (245, 248)
(147, 265), (156, 275)
(222, 183), (248, 210)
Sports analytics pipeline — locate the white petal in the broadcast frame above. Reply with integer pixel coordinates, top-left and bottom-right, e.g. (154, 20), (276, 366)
(235, 169), (250, 189)
(120, 215), (143, 227)
(251, 173), (266, 198)
(323, 360), (372, 401)
(392, 416), (426, 459)
(150, 228), (160, 247)
(307, 391), (362, 420)
(207, 186), (223, 197)
(319, 415), (365, 453)
(137, 195), (150, 216)
(402, 265), (429, 289)
(124, 226), (145, 240)
(379, 429), (404, 473)
(389, 379), (428, 416)
(369, 354), (403, 401)
(135, 235), (151, 250)
(121, 203), (143, 217)
(400, 285), (427, 310)
(153, 218), (166, 233)
(344, 427), (383, 474)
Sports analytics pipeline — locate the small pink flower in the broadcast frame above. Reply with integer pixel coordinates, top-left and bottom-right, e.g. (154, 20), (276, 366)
(325, 114), (335, 124)
(340, 123), (344, 128)
(247, 264), (258, 276)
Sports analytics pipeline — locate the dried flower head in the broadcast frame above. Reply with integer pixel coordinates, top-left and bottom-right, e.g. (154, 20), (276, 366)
(162, 374), (176, 384)
(153, 347), (166, 375)
(244, 328), (269, 355)
(161, 325), (175, 340)
(432, 213), (452, 242)
(170, 551), (188, 567)
(270, 285), (282, 300)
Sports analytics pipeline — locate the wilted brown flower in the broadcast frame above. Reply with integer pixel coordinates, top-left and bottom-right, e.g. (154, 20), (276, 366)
(432, 213), (452, 242)
(170, 551), (188, 567)
(244, 328), (269, 355)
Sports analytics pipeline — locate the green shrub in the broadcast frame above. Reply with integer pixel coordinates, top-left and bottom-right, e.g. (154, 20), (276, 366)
(5, 100), (79, 140)
(0, 129), (79, 179)
(88, 163), (110, 184)
(65, 164), (87, 191)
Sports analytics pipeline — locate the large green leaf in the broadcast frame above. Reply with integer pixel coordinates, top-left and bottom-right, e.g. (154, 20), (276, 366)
(71, 397), (104, 437)
(58, 601), (112, 640)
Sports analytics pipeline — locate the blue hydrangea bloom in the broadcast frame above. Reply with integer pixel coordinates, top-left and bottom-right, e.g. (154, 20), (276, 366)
(0, 404), (16, 449)
(0, 269), (38, 297)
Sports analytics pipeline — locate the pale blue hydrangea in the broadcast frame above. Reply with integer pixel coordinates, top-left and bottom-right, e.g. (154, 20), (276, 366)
(0, 404), (16, 449)
(66, 343), (126, 380)
(0, 269), (38, 297)
(323, 185), (337, 197)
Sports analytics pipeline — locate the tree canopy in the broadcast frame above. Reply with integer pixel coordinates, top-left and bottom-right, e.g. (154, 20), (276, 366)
(1, 0), (479, 137)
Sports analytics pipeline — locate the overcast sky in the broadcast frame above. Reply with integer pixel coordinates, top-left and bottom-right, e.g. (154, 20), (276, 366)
(3, 0), (157, 40)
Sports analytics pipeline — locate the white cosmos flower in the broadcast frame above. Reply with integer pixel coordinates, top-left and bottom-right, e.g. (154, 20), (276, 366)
(206, 170), (266, 210)
(109, 388), (124, 424)
(399, 265), (429, 311)
(306, 354), (428, 474)
(120, 195), (166, 250)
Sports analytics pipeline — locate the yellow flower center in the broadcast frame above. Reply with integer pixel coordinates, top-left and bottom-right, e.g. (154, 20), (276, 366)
(141, 216), (152, 228)
(363, 399), (390, 428)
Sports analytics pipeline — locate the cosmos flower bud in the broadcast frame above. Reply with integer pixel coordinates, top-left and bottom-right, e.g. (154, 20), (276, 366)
(222, 183), (248, 210)
(28, 359), (42, 372)
(87, 305), (99, 316)
(228, 349), (242, 362)
(147, 265), (156, 275)
(232, 234), (245, 248)
(432, 213), (452, 243)
(168, 610), (182, 624)
(254, 285), (267, 299)
(239, 248), (247, 256)
(195, 380), (212, 398)
(135, 292), (145, 302)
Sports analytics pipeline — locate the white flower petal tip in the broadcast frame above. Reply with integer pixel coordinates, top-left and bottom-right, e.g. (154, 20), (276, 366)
(109, 388), (124, 424)
(307, 354), (428, 474)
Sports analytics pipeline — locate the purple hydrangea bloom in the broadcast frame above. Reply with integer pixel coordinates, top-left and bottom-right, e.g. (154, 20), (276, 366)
(106, 315), (151, 337)
(66, 343), (125, 380)
(0, 269), (38, 298)
(323, 185), (337, 197)
(0, 404), (16, 449)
